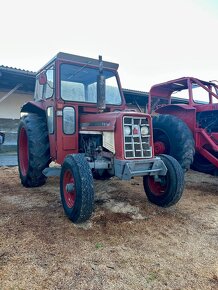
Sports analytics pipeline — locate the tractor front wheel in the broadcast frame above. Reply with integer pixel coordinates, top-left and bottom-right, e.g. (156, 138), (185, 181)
(143, 154), (184, 207)
(60, 154), (94, 223)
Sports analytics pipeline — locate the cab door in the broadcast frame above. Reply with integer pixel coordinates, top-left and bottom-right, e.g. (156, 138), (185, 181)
(56, 103), (78, 164)
(55, 61), (79, 164)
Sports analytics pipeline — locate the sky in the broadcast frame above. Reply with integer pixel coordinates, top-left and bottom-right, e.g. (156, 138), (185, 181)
(0, 0), (218, 92)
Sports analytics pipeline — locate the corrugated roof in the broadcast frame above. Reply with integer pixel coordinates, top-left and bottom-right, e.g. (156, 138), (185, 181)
(0, 65), (35, 75)
(123, 88), (149, 95)
(0, 65), (36, 92)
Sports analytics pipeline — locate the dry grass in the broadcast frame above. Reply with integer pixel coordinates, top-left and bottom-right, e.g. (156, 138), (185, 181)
(0, 167), (218, 290)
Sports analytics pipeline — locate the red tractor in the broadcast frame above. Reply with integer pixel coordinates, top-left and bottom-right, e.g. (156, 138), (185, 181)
(148, 77), (218, 174)
(17, 52), (184, 223)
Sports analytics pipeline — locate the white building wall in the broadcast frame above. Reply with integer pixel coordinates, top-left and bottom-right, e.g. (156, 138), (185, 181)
(0, 91), (33, 119)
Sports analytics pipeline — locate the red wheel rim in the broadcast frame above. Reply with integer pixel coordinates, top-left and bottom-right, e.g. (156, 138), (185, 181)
(147, 175), (168, 196)
(19, 127), (29, 176)
(63, 169), (76, 208)
(154, 141), (166, 154)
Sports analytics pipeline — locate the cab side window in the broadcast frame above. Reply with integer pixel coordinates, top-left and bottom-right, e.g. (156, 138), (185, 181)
(43, 66), (54, 99)
(34, 78), (43, 101)
(47, 107), (54, 134)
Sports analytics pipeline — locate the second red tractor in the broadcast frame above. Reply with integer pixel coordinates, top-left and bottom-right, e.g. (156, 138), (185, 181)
(148, 77), (218, 175)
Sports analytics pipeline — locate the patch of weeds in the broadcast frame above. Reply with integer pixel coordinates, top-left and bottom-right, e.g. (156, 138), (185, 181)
(210, 274), (218, 285)
(95, 242), (103, 249)
(146, 272), (158, 283)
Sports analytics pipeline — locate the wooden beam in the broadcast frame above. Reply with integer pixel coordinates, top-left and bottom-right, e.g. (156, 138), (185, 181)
(0, 83), (22, 104)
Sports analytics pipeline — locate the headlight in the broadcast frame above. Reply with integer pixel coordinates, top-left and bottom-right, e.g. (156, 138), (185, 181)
(141, 126), (149, 136)
(124, 126), (131, 135)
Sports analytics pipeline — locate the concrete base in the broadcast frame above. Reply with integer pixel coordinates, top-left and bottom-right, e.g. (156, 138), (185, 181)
(0, 118), (19, 153)
(0, 144), (17, 153)
(0, 152), (18, 166)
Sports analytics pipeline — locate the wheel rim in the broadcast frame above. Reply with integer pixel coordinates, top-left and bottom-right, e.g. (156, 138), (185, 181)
(147, 175), (168, 196)
(153, 130), (170, 155)
(154, 141), (166, 154)
(19, 127), (29, 176)
(63, 169), (76, 208)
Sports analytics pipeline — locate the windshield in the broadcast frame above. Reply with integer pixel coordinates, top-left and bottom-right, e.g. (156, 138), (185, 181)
(60, 63), (122, 105)
(173, 83), (218, 104)
(151, 83), (218, 111)
(173, 84), (209, 104)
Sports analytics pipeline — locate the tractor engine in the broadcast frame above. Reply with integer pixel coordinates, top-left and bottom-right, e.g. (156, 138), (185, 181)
(79, 133), (114, 177)
(79, 134), (102, 161)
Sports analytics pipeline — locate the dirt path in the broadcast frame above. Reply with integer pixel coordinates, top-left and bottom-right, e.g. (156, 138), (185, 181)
(0, 167), (218, 290)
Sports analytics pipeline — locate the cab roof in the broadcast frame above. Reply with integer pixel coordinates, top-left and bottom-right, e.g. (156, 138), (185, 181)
(38, 52), (119, 73)
(149, 77), (217, 99)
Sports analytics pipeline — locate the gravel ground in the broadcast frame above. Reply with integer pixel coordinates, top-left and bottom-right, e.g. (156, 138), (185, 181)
(0, 167), (218, 290)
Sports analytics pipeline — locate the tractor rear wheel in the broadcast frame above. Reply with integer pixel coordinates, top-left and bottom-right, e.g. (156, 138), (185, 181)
(191, 153), (216, 174)
(143, 154), (184, 207)
(60, 154), (94, 223)
(17, 114), (50, 187)
(152, 114), (195, 171)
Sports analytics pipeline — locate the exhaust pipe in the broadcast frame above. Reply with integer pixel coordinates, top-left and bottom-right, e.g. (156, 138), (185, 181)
(97, 55), (106, 112)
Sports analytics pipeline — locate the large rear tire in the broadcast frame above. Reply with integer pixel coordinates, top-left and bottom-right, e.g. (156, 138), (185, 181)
(60, 154), (94, 223)
(17, 114), (50, 187)
(152, 114), (195, 171)
(143, 154), (184, 207)
(191, 152), (216, 174)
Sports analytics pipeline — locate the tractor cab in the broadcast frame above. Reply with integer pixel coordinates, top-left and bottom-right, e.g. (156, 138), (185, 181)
(34, 52), (126, 113)
(22, 52), (127, 163)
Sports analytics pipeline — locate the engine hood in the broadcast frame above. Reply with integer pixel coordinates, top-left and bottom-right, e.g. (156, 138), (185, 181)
(80, 111), (150, 132)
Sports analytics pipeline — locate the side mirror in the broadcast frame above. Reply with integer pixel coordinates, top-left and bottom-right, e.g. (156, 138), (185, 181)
(38, 71), (47, 85)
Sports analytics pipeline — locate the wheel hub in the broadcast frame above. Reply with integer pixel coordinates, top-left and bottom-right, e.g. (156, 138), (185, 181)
(148, 175), (167, 196)
(66, 183), (75, 193)
(63, 170), (76, 208)
(154, 141), (166, 154)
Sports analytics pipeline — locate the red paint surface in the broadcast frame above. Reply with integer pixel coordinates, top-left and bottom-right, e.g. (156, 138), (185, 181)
(147, 176), (167, 196)
(63, 169), (76, 208)
(19, 127), (28, 176)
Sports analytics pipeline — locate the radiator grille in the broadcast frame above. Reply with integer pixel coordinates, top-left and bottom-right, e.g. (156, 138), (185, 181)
(123, 116), (152, 159)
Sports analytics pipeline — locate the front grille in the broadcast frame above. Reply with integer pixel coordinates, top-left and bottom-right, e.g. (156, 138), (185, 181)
(123, 116), (152, 159)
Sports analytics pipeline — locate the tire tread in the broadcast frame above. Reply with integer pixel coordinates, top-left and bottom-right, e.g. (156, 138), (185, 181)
(60, 154), (94, 223)
(143, 154), (184, 207)
(18, 114), (50, 187)
(153, 114), (195, 171)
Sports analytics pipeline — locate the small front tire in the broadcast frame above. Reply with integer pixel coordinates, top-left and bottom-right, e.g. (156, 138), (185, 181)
(60, 154), (94, 223)
(143, 154), (184, 207)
